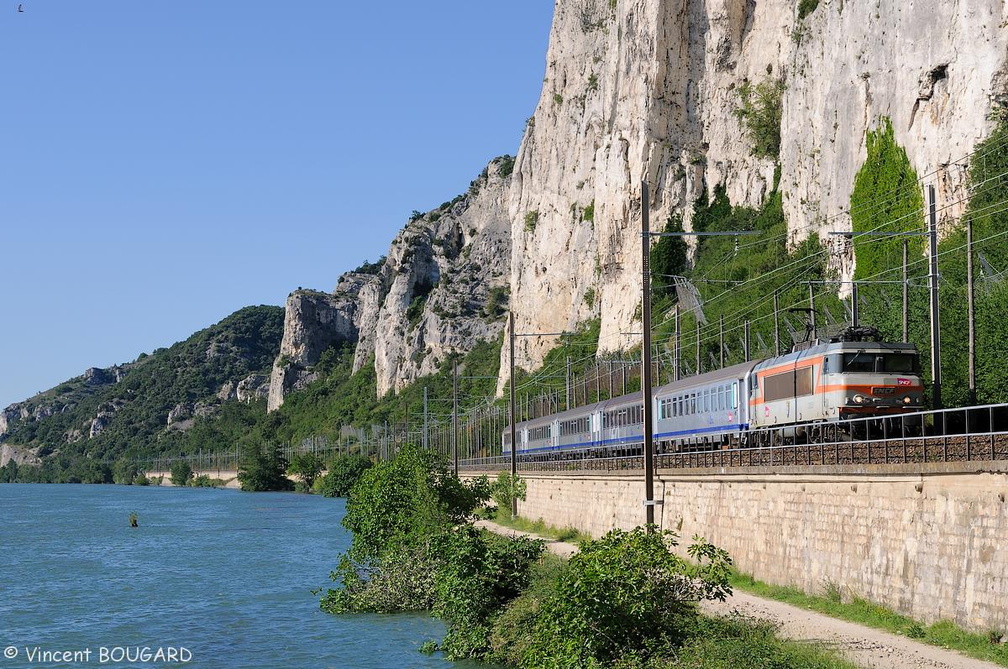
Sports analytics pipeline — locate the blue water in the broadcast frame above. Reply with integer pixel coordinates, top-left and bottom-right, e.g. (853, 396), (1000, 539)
(0, 485), (471, 669)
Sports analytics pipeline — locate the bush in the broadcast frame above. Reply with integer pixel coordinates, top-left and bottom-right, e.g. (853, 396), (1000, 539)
(525, 526), (733, 666)
(431, 525), (544, 659)
(734, 78), (785, 160)
(797, 0), (819, 19)
(237, 443), (294, 492)
(169, 461), (193, 487)
(314, 454), (373, 498)
(491, 472), (526, 517)
(287, 451), (325, 490)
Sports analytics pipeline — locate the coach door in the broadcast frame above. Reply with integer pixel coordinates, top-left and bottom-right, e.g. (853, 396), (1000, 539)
(590, 411), (602, 450)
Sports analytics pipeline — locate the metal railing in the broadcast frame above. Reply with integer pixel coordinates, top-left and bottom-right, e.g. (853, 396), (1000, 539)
(459, 403), (1008, 473)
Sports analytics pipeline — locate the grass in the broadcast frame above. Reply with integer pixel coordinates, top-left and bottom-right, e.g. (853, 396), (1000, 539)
(674, 614), (861, 669)
(490, 512), (593, 545)
(730, 571), (1008, 667)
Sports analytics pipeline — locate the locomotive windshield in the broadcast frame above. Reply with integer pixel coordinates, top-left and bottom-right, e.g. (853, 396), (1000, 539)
(882, 353), (919, 373)
(839, 352), (920, 374)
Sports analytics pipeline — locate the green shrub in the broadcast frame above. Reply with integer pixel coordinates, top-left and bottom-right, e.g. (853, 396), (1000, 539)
(491, 472), (526, 516)
(169, 460), (193, 487)
(314, 454), (373, 498)
(287, 451), (325, 490)
(525, 526), (733, 666)
(237, 443), (294, 492)
(734, 78), (785, 160)
(524, 210), (539, 233)
(798, 0), (819, 19)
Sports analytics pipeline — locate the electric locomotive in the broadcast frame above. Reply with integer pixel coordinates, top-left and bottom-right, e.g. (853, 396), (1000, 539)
(504, 326), (924, 458)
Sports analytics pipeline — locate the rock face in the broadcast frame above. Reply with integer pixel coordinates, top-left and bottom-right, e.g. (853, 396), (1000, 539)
(0, 443), (40, 468)
(270, 0), (1007, 403)
(504, 0), (1008, 375)
(268, 158), (513, 409)
(267, 288), (362, 411)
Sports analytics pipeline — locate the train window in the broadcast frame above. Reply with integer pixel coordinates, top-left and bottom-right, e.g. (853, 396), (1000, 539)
(718, 386), (725, 411)
(843, 351), (875, 373)
(763, 370), (794, 402)
(883, 353), (919, 373)
(796, 367), (814, 396)
(703, 390), (710, 412)
(732, 382), (739, 409)
(691, 393), (697, 414)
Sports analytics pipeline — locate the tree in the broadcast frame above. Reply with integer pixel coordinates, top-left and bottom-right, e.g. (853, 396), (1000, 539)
(170, 460), (194, 487)
(237, 443), (294, 492)
(651, 214), (690, 302)
(287, 451), (325, 491)
(314, 454), (373, 498)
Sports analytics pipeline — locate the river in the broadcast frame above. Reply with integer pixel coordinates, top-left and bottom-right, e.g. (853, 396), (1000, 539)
(0, 484), (475, 668)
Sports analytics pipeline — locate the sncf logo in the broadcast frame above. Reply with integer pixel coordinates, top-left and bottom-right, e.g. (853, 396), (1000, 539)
(896, 378), (912, 386)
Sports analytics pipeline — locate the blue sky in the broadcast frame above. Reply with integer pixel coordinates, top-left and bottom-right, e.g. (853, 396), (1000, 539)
(0, 1), (553, 409)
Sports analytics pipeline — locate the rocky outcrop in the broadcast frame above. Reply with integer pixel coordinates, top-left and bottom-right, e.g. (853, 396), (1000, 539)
(0, 405), (21, 437)
(83, 366), (126, 386)
(267, 289), (362, 410)
(504, 0), (1008, 376)
(166, 401), (216, 431)
(268, 158), (513, 408)
(219, 374), (271, 403)
(0, 443), (40, 468)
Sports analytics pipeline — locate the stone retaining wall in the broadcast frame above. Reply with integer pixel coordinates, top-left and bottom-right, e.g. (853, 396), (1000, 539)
(499, 462), (1008, 633)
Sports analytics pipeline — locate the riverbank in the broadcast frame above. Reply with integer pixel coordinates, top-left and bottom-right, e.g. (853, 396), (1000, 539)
(476, 519), (1003, 669)
(145, 470), (241, 488)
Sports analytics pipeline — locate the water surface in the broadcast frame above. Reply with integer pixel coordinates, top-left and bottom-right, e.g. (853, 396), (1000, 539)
(0, 484), (464, 668)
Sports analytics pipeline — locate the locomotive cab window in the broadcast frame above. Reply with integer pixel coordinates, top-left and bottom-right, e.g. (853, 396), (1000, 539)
(842, 351), (875, 373)
(883, 353), (919, 373)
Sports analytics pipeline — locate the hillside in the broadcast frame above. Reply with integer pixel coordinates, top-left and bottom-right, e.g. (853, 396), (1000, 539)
(0, 306), (284, 480)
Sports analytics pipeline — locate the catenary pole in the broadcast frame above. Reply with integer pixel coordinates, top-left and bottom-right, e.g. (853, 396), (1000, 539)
(641, 181), (656, 528)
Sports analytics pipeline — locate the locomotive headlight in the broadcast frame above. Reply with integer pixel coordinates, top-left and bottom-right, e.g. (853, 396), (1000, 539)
(903, 396), (912, 404)
(852, 394), (866, 405)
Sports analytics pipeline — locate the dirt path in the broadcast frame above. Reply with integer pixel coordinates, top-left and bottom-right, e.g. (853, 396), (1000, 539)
(474, 520), (1002, 669)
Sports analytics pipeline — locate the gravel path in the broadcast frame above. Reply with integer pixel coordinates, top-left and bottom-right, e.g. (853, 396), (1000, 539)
(474, 520), (1003, 669)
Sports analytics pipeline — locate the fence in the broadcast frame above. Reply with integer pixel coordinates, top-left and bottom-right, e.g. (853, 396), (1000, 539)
(458, 403), (1008, 473)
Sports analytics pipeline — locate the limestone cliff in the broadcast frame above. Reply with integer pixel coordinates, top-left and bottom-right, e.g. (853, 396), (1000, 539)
(267, 158), (513, 408)
(271, 0), (1007, 403)
(505, 0), (1008, 375)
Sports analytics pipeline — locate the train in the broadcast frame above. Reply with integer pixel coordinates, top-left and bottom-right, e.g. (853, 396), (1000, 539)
(503, 326), (925, 459)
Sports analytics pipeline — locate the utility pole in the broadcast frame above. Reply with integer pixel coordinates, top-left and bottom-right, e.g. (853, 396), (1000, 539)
(674, 306), (681, 382)
(565, 356), (571, 411)
(773, 291), (780, 356)
(967, 217), (977, 405)
(641, 181), (656, 528)
(452, 361), (459, 475)
(719, 314), (725, 367)
(508, 311), (518, 517)
(902, 240), (909, 342)
(695, 318), (701, 375)
(928, 185), (942, 411)
(851, 281), (859, 328)
(808, 282), (817, 339)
